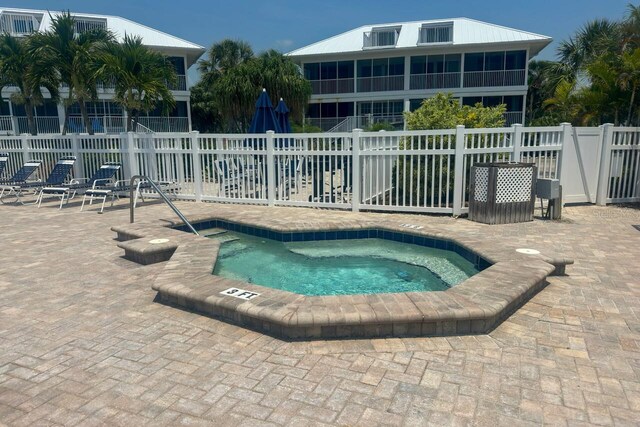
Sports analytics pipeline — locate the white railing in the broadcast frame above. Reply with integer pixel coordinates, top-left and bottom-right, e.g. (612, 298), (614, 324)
(409, 73), (461, 90)
(168, 75), (187, 91)
(16, 117), (61, 134)
(599, 126), (640, 203)
(0, 116), (13, 134)
(463, 69), (526, 87)
(136, 117), (190, 133)
(0, 12), (39, 37)
(309, 78), (355, 94)
(328, 115), (405, 133)
(1, 124), (636, 213)
(504, 112), (524, 126)
(357, 76), (404, 92)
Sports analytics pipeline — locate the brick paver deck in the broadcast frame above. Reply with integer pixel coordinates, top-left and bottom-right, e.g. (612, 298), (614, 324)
(1, 198), (639, 426)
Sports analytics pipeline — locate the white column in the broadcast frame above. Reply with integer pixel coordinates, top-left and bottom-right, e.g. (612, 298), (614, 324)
(452, 125), (466, 216)
(403, 55), (411, 91)
(191, 131), (202, 202)
(351, 128), (361, 212)
(512, 123), (523, 162)
(266, 130), (275, 206)
(558, 122), (573, 206)
(595, 123), (614, 205)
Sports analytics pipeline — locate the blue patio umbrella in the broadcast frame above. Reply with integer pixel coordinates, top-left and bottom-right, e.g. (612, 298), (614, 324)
(274, 98), (292, 134)
(275, 98), (293, 148)
(248, 89), (282, 135)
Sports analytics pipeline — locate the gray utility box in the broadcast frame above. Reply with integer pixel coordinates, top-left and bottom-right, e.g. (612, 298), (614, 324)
(469, 162), (537, 225)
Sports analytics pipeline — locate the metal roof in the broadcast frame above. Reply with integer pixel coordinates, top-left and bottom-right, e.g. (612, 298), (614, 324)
(287, 17), (552, 58)
(0, 7), (205, 65)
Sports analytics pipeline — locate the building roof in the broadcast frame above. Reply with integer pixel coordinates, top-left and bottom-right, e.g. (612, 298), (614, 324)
(0, 7), (205, 66)
(287, 17), (552, 59)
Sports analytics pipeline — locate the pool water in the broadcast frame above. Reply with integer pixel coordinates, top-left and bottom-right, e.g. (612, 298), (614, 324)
(210, 231), (479, 296)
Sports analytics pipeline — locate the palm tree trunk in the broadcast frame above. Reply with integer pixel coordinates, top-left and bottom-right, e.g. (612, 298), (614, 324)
(79, 101), (94, 135)
(25, 103), (37, 136)
(627, 85), (637, 127)
(62, 91), (74, 135)
(528, 92), (535, 123)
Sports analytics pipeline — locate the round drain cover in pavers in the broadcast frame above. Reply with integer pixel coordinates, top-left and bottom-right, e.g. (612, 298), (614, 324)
(516, 248), (540, 255)
(149, 238), (170, 244)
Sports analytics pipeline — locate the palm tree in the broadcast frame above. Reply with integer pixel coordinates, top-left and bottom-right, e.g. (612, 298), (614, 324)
(618, 48), (640, 125)
(556, 19), (623, 81)
(30, 11), (113, 134)
(198, 39), (253, 85)
(98, 34), (177, 131)
(0, 34), (59, 135)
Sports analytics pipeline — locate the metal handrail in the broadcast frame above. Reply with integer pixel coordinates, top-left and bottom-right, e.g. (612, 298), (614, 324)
(129, 175), (199, 235)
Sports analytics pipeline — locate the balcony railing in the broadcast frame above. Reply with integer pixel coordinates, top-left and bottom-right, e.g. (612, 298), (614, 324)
(16, 117), (62, 134)
(503, 111), (524, 126)
(357, 76), (404, 92)
(463, 69), (526, 88)
(136, 117), (190, 133)
(167, 75), (187, 91)
(409, 72), (461, 90)
(309, 78), (355, 95)
(0, 116), (13, 134)
(0, 13), (39, 37)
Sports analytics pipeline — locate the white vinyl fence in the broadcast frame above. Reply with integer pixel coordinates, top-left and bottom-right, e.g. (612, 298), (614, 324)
(0, 123), (637, 214)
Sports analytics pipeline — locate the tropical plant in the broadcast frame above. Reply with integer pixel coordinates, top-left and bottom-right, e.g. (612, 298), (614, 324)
(0, 34), (59, 135)
(191, 40), (311, 133)
(394, 94), (505, 206)
(29, 11), (113, 134)
(97, 34), (177, 131)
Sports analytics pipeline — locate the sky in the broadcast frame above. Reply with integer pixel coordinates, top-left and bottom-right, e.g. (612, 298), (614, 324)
(5, 0), (636, 82)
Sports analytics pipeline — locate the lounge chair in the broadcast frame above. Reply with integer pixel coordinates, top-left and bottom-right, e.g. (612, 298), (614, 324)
(0, 153), (8, 179)
(37, 162), (121, 210)
(81, 178), (179, 213)
(0, 159), (42, 187)
(0, 156), (76, 205)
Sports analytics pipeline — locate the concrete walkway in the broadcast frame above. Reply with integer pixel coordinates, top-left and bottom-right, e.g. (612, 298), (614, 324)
(1, 198), (639, 426)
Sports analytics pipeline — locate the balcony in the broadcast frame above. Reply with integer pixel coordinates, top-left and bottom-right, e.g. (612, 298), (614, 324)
(167, 75), (187, 91)
(503, 111), (524, 126)
(357, 76), (404, 92)
(410, 72), (460, 90)
(309, 78), (354, 95)
(463, 69), (526, 88)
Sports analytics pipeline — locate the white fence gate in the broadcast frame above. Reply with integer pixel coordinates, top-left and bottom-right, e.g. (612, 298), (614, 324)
(0, 123), (638, 214)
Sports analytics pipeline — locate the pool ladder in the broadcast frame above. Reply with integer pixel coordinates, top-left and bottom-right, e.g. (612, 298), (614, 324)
(128, 175), (199, 235)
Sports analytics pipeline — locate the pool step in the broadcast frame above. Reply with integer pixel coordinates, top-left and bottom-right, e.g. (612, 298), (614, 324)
(199, 228), (228, 237)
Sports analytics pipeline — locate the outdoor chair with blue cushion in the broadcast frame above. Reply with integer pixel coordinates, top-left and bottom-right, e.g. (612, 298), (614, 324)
(0, 160), (43, 195)
(0, 153), (8, 179)
(81, 178), (179, 213)
(0, 156), (76, 205)
(37, 162), (121, 210)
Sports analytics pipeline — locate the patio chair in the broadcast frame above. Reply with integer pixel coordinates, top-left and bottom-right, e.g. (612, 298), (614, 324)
(37, 162), (121, 210)
(0, 156), (76, 205)
(81, 178), (179, 212)
(0, 159), (42, 186)
(0, 153), (8, 179)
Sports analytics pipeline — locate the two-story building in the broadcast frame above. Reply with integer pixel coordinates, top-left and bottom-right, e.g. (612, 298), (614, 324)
(0, 7), (205, 134)
(287, 18), (552, 131)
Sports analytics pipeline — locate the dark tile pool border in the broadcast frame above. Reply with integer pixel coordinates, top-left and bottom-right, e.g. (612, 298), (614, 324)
(174, 220), (492, 271)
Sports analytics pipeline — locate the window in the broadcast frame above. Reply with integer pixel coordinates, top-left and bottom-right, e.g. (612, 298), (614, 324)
(357, 60), (372, 78)
(485, 52), (505, 71)
(304, 63), (320, 80)
(321, 103), (337, 118)
(372, 58), (388, 77)
(503, 95), (524, 111)
(464, 53), (484, 72)
(505, 51), (526, 70)
(445, 54), (461, 73)
(427, 55), (444, 74)
(337, 61), (354, 79)
(321, 62), (337, 80)
(357, 100), (403, 116)
(388, 57), (404, 76)
(483, 96), (503, 107)
(410, 56), (426, 75)
(168, 57), (186, 75)
(462, 97), (482, 107)
(410, 99), (425, 111)
(171, 101), (188, 117)
(0, 99), (10, 115)
(419, 23), (453, 44)
(307, 103), (320, 118)
(363, 26), (400, 48)
(74, 18), (107, 34)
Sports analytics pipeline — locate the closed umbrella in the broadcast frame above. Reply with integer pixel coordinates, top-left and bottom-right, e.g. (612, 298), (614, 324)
(248, 89), (282, 136)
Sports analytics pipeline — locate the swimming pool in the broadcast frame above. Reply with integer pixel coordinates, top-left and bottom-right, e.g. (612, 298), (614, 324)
(209, 230), (479, 296)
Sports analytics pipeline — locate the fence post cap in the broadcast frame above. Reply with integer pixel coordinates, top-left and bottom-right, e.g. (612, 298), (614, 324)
(266, 130), (275, 135)
(456, 124), (465, 129)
